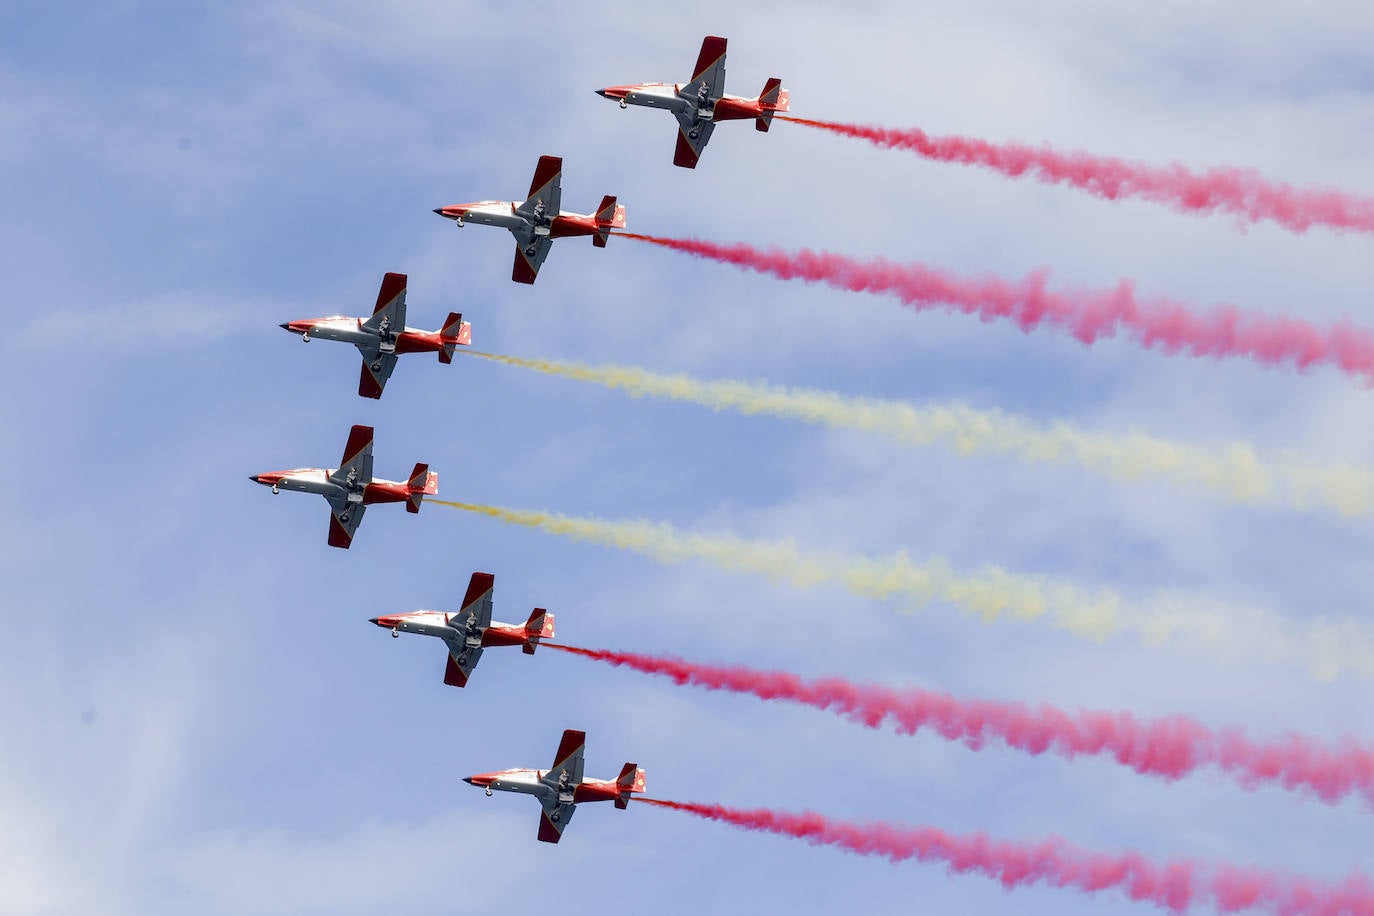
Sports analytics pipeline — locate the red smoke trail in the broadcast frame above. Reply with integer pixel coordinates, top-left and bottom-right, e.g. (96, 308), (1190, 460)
(615, 231), (1374, 383)
(642, 798), (1374, 915)
(778, 115), (1374, 237)
(547, 644), (1374, 807)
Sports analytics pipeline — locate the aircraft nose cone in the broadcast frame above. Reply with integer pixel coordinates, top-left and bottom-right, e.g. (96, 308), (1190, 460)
(279, 322), (290, 330)
(433, 207), (446, 216)
(368, 616), (380, 625)
(249, 474), (261, 484)
(462, 776), (475, 786)
(594, 88), (607, 98)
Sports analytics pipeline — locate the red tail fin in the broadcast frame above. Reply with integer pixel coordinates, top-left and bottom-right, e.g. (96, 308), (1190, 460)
(592, 196), (626, 248)
(439, 312), (470, 363)
(406, 464), (437, 513)
(522, 608), (555, 654)
(756, 78), (787, 132)
(614, 763), (646, 808)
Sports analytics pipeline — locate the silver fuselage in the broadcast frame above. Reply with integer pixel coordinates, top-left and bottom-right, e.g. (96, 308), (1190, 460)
(300, 317), (398, 353)
(270, 468), (355, 502)
(386, 611), (479, 646)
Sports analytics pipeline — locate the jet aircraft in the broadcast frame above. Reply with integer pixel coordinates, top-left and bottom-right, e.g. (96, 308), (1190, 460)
(596, 35), (789, 168)
(464, 729), (646, 844)
(280, 272), (472, 399)
(370, 571), (555, 687)
(433, 155), (626, 284)
(250, 425), (437, 549)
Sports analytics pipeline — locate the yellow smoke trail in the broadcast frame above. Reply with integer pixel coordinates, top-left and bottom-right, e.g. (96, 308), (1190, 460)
(465, 351), (1374, 517)
(430, 500), (1374, 679)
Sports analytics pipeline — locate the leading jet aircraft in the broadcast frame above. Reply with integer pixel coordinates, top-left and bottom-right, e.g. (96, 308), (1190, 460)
(596, 35), (789, 169)
(280, 271), (472, 399)
(370, 571), (555, 687)
(464, 729), (646, 844)
(433, 155), (626, 284)
(250, 425), (437, 549)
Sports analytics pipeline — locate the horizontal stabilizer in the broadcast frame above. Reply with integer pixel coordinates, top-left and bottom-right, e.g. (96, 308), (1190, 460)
(593, 196), (626, 248)
(406, 464), (437, 513)
(439, 312), (471, 363)
(756, 78), (787, 131)
(522, 608), (555, 654)
(614, 763), (646, 808)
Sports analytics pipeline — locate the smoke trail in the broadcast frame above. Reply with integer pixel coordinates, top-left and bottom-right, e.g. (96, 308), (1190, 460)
(466, 350), (1374, 517)
(549, 643), (1374, 806)
(643, 798), (1374, 915)
(616, 231), (1374, 384)
(429, 500), (1374, 680)
(778, 115), (1374, 237)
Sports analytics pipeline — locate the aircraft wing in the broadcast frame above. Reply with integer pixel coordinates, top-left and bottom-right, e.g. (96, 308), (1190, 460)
(515, 155), (562, 223)
(537, 796), (576, 844)
(457, 572), (495, 631)
(356, 348), (398, 399)
(511, 235), (553, 285)
(437, 573), (496, 686)
(681, 35), (727, 108)
(547, 728), (586, 789)
(329, 424), (374, 488)
(440, 642), (483, 687)
(672, 114), (716, 168)
(362, 271), (407, 335)
(327, 502), (366, 549)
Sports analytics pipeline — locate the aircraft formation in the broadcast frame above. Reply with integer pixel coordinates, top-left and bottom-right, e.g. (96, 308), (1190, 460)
(249, 32), (1373, 911)
(254, 35), (783, 843)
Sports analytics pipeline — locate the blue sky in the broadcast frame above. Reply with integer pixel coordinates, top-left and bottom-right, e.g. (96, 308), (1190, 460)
(4, 2), (1374, 913)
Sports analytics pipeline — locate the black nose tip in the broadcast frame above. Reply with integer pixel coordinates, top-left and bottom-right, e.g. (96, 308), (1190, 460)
(368, 616), (379, 625)
(433, 208), (445, 216)
(462, 777), (475, 785)
(279, 322), (290, 330)
(595, 88), (607, 98)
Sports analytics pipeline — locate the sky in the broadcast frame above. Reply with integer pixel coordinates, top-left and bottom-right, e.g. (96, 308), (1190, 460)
(3, 1), (1374, 913)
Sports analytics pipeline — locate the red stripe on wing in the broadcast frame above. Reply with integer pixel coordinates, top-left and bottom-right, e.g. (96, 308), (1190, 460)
(327, 514), (354, 549)
(358, 362), (384, 399)
(526, 155), (562, 200)
(460, 572), (494, 612)
(374, 272), (406, 315)
(692, 35), (727, 80)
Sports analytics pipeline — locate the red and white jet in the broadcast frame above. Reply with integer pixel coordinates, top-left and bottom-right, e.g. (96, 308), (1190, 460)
(432, 155), (626, 284)
(596, 35), (789, 169)
(249, 424), (438, 549)
(370, 571), (554, 688)
(280, 272), (472, 399)
(464, 729), (646, 844)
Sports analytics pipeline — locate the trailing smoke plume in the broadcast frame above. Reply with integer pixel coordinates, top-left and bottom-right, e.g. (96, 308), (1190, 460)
(467, 350), (1374, 516)
(550, 643), (1374, 806)
(617, 232), (1374, 384)
(644, 798), (1374, 915)
(430, 500), (1374, 680)
(779, 115), (1374, 237)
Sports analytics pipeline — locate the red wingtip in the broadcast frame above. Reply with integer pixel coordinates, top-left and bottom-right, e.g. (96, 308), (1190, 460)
(693, 36), (727, 80)
(374, 272), (406, 315)
(527, 155), (562, 200)
(443, 653), (470, 687)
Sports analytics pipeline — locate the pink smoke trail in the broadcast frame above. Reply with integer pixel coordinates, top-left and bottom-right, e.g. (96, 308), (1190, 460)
(643, 798), (1374, 915)
(778, 115), (1374, 237)
(547, 644), (1374, 807)
(615, 231), (1374, 383)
